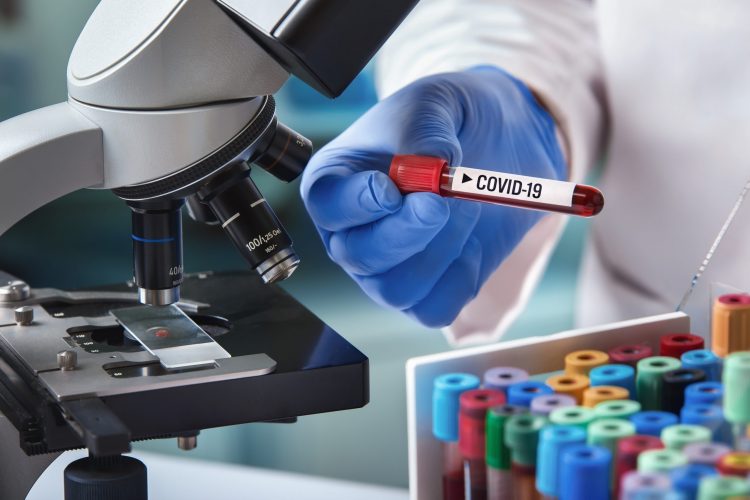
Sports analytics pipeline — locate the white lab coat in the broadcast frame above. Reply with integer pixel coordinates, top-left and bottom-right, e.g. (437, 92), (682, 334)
(376, 0), (750, 345)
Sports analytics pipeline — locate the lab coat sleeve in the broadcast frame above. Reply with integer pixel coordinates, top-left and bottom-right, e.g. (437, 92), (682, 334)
(376, 0), (607, 345)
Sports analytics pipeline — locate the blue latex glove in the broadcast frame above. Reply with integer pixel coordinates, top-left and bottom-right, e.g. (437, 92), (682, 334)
(300, 67), (566, 327)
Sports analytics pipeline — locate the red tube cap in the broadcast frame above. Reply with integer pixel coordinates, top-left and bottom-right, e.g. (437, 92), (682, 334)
(615, 435), (663, 497)
(717, 452), (750, 477)
(660, 333), (704, 358)
(608, 344), (653, 367)
(388, 155), (446, 194)
(459, 389), (506, 460)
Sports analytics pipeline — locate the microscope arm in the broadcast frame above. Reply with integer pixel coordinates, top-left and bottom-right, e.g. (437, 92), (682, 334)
(0, 103), (103, 236)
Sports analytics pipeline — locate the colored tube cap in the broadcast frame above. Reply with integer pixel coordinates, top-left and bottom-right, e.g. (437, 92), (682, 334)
(630, 411), (680, 437)
(661, 368), (707, 415)
(483, 366), (528, 393)
(536, 425), (587, 497)
(588, 418), (636, 454)
(681, 404), (729, 443)
(506, 380), (553, 408)
(681, 349), (723, 382)
(458, 389), (505, 459)
(609, 344), (653, 368)
(389, 155), (445, 194)
(594, 399), (642, 420)
(697, 475), (750, 500)
(717, 452), (750, 477)
(589, 363), (636, 396)
(615, 435), (664, 493)
(486, 404), (527, 470)
(549, 406), (596, 428)
(685, 381), (723, 406)
(546, 373), (589, 404)
(660, 424), (712, 451)
(504, 414), (546, 467)
(432, 373), (480, 441)
(564, 350), (609, 376)
(583, 385), (629, 407)
(683, 441), (733, 466)
(636, 356), (682, 410)
(671, 464), (716, 500)
(660, 333), (705, 358)
(530, 394), (576, 416)
(638, 449), (688, 473)
(620, 471), (672, 499)
(559, 445), (612, 500)
(723, 352), (750, 424)
(711, 293), (750, 358)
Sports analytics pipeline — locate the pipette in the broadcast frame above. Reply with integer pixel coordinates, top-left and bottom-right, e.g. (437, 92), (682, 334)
(389, 155), (604, 217)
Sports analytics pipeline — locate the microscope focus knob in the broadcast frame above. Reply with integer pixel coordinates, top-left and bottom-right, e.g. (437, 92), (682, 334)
(64, 455), (147, 500)
(14, 306), (33, 326)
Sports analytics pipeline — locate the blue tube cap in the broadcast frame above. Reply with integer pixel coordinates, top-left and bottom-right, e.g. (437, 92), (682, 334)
(589, 363), (636, 396)
(681, 404), (732, 444)
(681, 350), (722, 381)
(684, 381), (723, 406)
(536, 425), (587, 497)
(629, 411), (679, 437)
(670, 463), (716, 499)
(507, 380), (554, 408)
(432, 373), (480, 441)
(559, 444), (612, 500)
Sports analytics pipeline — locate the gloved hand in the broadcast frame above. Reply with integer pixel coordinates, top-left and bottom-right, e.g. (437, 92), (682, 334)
(300, 66), (566, 327)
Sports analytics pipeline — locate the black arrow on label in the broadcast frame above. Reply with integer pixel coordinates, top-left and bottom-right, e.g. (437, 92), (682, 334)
(462, 173), (472, 184)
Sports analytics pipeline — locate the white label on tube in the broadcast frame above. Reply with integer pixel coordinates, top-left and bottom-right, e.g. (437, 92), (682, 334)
(450, 167), (575, 207)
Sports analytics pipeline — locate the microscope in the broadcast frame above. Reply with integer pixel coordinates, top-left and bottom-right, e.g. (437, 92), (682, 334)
(0, 1), (418, 498)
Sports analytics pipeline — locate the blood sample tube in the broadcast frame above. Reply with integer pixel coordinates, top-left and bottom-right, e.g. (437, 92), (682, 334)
(486, 405), (527, 500)
(614, 435), (663, 498)
(681, 350), (723, 382)
(459, 389), (506, 500)
(661, 368), (707, 415)
(530, 394), (576, 417)
(504, 414), (546, 500)
(564, 350), (609, 376)
(589, 364), (636, 397)
(507, 381), (554, 408)
(683, 442), (732, 467)
(670, 464), (716, 500)
(582, 385), (629, 408)
(698, 476), (750, 500)
(685, 381), (724, 407)
(545, 374), (589, 404)
(389, 155), (605, 217)
(434, 373), (481, 500)
(620, 471), (672, 500)
(629, 411), (679, 437)
(660, 424), (711, 451)
(711, 294), (750, 358)
(558, 445), (612, 500)
(717, 452), (750, 478)
(660, 333), (705, 358)
(681, 404), (732, 444)
(588, 418), (636, 485)
(636, 356), (682, 410)
(594, 400), (642, 421)
(723, 352), (750, 450)
(637, 449), (688, 474)
(608, 344), (653, 368)
(549, 406), (596, 429)
(536, 425), (587, 500)
(483, 367), (529, 396)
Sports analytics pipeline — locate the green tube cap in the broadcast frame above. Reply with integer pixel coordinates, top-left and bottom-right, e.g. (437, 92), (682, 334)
(660, 424), (712, 450)
(587, 418), (636, 454)
(636, 356), (682, 411)
(549, 406), (596, 428)
(723, 352), (750, 424)
(594, 399), (641, 420)
(698, 475), (750, 500)
(504, 414), (546, 467)
(637, 449), (688, 473)
(486, 404), (528, 470)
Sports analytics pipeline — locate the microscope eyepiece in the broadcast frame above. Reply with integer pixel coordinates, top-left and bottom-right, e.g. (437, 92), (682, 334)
(199, 163), (300, 284)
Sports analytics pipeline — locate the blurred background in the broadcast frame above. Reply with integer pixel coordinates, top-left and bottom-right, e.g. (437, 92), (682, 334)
(0, 1), (590, 489)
